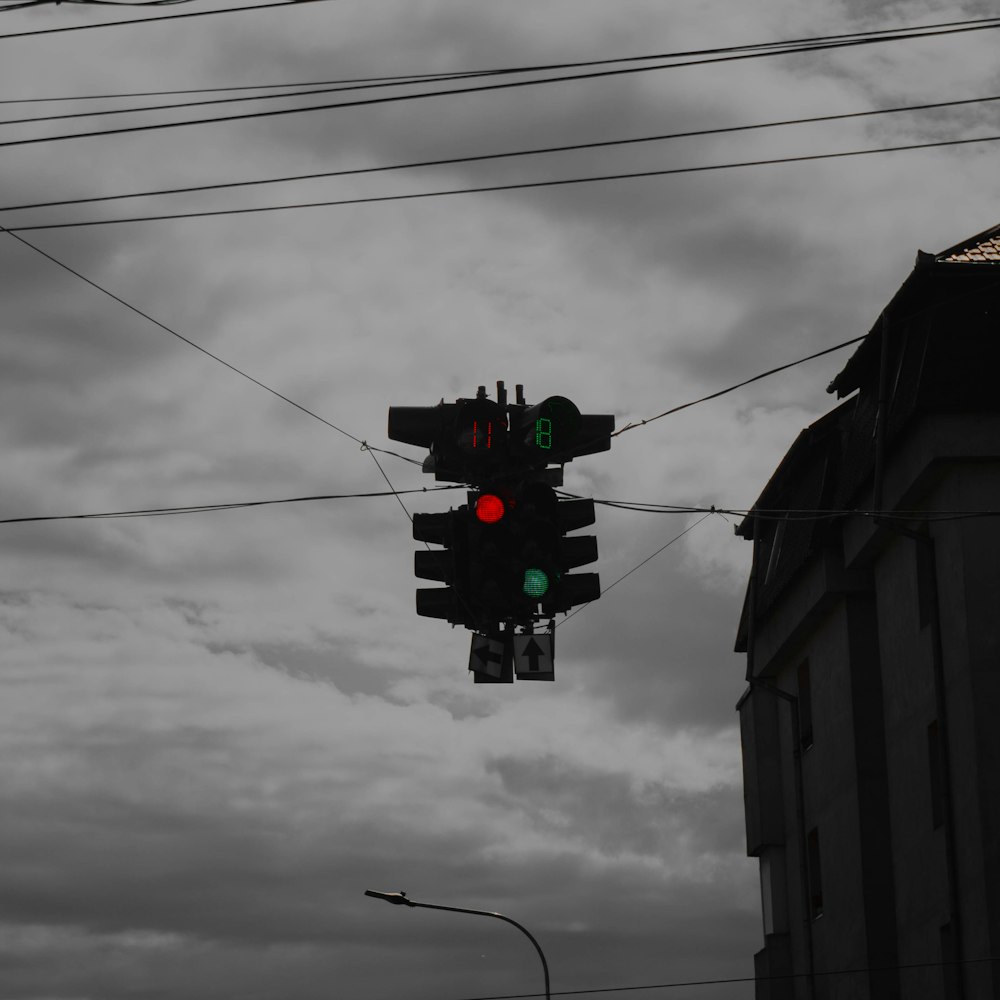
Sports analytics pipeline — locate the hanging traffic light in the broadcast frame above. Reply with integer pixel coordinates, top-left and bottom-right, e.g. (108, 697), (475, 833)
(388, 384), (613, 679)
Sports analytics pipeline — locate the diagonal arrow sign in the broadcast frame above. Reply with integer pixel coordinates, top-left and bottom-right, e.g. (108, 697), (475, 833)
(473, 640), (504, 669)
(470, 633), (506, 679)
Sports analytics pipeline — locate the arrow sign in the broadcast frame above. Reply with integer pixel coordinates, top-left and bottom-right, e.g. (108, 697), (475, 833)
(513, 633), (554, 681)
(469, 633), (505, 678)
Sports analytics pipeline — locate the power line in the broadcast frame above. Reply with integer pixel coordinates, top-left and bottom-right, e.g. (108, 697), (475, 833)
(0, 70), (496, 104)
(0, 221), (428, 543)
(3, 19), (1000, 146)
(609, 273), (1000, 448)
(1, 0), (204, 10)
(0, 486), (462, 525)
(11, 132), (1000, 233)
(557, 513), (715, 627)
(0, 225), (425, 532)
(584, 497), (1000, 523)
(0, 0), (337, 38)
(2, 15), (1000, 111)
(438, 955), (1000, 999)
(1, 13), (996, 103)
(613, 336), (868, 435)
(6, 91), (998, 217)
(0, 6), (996, 54)
(6, 491), (999, 528)
(0, 224), (417, 467)
(0, 73), (509, 127)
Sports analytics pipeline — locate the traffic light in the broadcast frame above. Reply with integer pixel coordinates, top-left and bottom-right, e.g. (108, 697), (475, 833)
(388, 384), (613, 669)
(388, 388), (613, 483)
(388, 397), (508, 484)
(465, 486), (518, 626)
(543, 497), (601, 614)
(500, 483), (601, 618)
(412, 508), (474, 628)
(508, 395), (614, 466)
(462, 481), (601, 627)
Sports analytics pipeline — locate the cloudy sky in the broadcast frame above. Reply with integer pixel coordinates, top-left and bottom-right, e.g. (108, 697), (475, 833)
(1, 0), (998, 997)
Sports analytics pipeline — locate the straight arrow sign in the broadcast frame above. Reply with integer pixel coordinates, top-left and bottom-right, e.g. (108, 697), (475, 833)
(513, 633), (554, 681)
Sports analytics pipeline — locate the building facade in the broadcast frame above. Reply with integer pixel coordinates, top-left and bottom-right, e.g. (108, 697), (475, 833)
(735, 223), (1000, 999)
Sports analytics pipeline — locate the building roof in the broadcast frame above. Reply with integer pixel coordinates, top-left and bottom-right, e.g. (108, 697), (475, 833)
(935, 221), (1000, 264)
(826, 221), (1000, 399)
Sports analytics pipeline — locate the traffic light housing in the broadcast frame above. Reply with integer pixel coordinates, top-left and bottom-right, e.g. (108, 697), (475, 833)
(463, 481), (602, 628)
(412, 508), (474, 628)
(508, 395), (614, 467)
(544, 497), (601, 613)
(388, 397), (508, 483)
(388, 389), (612, 484)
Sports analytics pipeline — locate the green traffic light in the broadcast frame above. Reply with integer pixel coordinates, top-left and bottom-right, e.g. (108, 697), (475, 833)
(523, 568), (549, 598)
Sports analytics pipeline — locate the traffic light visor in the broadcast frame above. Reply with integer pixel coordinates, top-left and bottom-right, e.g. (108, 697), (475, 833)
(388, 405), (448, 448)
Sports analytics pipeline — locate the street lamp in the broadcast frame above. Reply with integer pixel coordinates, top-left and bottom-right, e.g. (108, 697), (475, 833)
(364, 889), (551, 1000)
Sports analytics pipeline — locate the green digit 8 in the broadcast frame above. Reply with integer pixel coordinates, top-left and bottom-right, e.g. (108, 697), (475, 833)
(536, 417), (552, 449)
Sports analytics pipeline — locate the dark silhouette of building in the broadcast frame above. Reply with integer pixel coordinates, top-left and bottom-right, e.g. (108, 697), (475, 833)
(735, 223), (1000, 999)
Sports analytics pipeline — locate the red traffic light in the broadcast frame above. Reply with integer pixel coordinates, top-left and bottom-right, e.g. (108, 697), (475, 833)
(475, 494), (505, 524)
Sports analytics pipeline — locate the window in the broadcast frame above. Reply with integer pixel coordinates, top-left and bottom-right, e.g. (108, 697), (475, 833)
(915, 537), (935, 629)
(763, 516), (788, 585)
(797, 660), (814, 750)
(940, 922), (960, 999)
(806, 827), (823, 919)
(758, 848), (788, 936)
(760, 853), (775, 936)
(928, 720), (945, 830)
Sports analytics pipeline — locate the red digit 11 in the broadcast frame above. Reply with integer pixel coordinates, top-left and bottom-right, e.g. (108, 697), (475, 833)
(472, 420), (493, 449)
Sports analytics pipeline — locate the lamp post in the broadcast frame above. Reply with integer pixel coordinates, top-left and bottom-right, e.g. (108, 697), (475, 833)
(364, 889), (551, 1000)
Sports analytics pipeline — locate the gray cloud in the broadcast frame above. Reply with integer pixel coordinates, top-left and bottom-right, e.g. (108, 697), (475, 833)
(1, 1), (995, 997)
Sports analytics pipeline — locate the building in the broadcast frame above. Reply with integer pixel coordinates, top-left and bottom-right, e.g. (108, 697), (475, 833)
(735, 223), (1000, 999)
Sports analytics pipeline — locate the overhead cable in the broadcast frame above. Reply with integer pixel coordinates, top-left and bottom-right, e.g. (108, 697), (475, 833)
(0, 486), (462, 525)
(3, 16), (1000, 113)
(557, 513), (715, 626)
(613, 336), (867, 435)
(0, 6), (997, 56)
(0, 224), (416, 466)
(5, 91), (999, 216)
(10, 132), (1000, 233)
(3, 0), (202, 9)
(2, 14), (998, 101)
(440, 955), (1000, 999)
(3, 19), (1000, 143)
(5, 490), (1000, 528)
(0, 70), (497, 104)
(0, 0), (336, 38)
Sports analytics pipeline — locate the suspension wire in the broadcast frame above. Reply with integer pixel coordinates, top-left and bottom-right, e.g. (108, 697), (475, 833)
(556, 513), (714, 628)
(0, 224), (418, 467)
